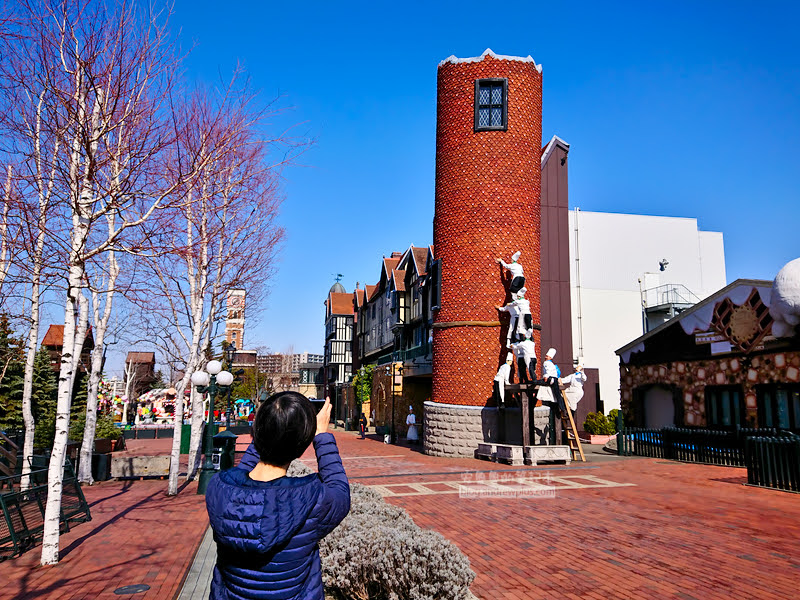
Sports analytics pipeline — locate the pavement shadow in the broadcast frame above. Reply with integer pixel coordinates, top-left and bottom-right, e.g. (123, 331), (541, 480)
(59, 487), (164, 559)
(9, 551), (157, 600)
(710, 475), (748, 485)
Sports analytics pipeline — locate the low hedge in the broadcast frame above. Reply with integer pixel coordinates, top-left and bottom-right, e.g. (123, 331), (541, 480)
(287, 461), (475, 600)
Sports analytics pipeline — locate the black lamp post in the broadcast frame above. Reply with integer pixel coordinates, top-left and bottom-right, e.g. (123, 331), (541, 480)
(387, 363), (403, 444)
(224, 344), (236, 429)
(192, 360), (234, 494)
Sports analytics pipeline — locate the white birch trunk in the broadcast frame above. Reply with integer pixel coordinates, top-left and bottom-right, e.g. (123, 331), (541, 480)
(167, 368), (192, 495)
(187, 386), (205, 480)
(41, 66), (98, 565)
(0, 165), (11, 291)
(21, 95), (60, 491)
(78, 248), (118, 483)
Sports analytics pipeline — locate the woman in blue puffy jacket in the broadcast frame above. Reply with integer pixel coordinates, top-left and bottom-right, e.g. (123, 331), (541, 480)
(206, 393), (350, 600)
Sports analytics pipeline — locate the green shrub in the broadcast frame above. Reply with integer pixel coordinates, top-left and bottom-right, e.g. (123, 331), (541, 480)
(583, 412), (615, 435)
(607, 409), (621, 432)
(288, 461), (475, 600)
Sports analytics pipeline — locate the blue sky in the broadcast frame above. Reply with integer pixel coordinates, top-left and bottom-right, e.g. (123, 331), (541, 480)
(170, 0), (800, 358)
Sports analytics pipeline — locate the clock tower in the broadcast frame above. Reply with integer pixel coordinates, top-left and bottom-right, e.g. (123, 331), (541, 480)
(225, 289), (246, 349)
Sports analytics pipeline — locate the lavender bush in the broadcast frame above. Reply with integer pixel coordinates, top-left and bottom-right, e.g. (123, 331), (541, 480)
(288, 460), (475, 600)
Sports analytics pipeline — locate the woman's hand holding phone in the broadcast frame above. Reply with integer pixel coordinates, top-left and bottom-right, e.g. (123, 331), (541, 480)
(316, 397), (332, 436)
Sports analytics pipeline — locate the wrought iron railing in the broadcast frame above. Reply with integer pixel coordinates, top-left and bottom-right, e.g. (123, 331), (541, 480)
(745, 433), (800, 492)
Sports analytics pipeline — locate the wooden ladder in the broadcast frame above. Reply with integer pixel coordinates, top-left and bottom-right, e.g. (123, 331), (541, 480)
(560, 390), (586, 462)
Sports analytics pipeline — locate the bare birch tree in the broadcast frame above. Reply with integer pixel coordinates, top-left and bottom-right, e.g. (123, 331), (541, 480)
(133, 78), (292, 493)
(5, 0), (186, 565)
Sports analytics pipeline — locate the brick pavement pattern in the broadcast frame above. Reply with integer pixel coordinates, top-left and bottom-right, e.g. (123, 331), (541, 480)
(0, 477), (208, 600)
(3, 429), (800, 600)
(321, 430), (800, 600)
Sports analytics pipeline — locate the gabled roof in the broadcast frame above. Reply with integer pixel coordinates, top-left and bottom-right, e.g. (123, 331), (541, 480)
(412, 247), (428, 276)
(392, 270), (407, 292)
(541, 135), (570, 167)
(42, 324), (94, 348)
(42, 325), (64, 347)
(126, 351), (155, 364)
(366, 284), (379, 301)
(383, 256), (401, 280)
(328, 292), (354, 316)
(616, 278), (773, 359)
(354, 288), (367, 308)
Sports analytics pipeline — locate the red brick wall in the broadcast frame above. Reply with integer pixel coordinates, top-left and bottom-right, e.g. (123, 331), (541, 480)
(433, 55), (542, 407)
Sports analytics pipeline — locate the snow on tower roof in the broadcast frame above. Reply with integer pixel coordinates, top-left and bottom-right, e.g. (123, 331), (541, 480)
(438, 48), (542, 73)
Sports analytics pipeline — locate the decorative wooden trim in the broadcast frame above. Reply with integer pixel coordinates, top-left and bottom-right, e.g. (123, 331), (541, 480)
(433, 321), (501, 329)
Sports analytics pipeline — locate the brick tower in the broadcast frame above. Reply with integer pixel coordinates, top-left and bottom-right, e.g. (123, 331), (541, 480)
(427, 49), (543, 457)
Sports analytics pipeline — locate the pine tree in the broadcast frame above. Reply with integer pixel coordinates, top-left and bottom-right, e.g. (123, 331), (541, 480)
(0, 314), (24, 430)
(31, 347), (58, 450)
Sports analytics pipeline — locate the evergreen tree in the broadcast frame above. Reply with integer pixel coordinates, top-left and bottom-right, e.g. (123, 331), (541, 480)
(150, 369), (167, 390)
(31, 347), (57, 449)
(0, 314), (24, 431)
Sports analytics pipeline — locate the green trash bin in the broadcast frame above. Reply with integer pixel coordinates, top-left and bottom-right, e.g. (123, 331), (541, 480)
(212, 430), (237, 471)
(179, 423), (193, 454)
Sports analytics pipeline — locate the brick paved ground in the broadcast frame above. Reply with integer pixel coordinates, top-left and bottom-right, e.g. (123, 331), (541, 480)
(3, 430), (799, 600)
(317, 429), (800, 600)
(0, 473), (208, 600)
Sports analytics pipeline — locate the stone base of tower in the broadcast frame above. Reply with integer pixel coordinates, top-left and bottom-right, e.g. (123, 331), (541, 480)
(423, 401), (494, 458)
(423, 401), (552, 458)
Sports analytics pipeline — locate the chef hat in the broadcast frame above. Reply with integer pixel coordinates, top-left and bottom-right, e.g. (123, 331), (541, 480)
(525, 329), (534, 338)
(517, 287), (527, 298)
(546, 348), (556, 358)
(409, 405), (413, 411)
(511, 251), (521, 262)
(505, 352), (513, 362)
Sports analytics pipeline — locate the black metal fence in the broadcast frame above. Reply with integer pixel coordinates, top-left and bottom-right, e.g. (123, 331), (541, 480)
(745, 434), (800, 492)
(617, 426), (775, 466)
(617, 426), (800, 492)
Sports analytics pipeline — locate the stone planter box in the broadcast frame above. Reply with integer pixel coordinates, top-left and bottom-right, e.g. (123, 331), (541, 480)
(580, 434), (615, 445)
(111, 455), (170, 478)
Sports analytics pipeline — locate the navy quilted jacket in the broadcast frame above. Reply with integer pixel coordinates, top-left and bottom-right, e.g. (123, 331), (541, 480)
(206, 433), (350, 600)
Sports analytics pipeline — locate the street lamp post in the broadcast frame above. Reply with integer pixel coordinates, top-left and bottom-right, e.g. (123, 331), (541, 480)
(386, 363), (403, 444)
(192, 360), (234, 494)
(224, 344), (236, 430)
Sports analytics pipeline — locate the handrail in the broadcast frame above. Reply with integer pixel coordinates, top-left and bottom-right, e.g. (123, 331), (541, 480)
(643, 283), (700, 308)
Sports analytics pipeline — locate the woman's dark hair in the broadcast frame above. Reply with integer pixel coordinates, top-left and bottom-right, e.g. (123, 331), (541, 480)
(253, 391), (316, 466)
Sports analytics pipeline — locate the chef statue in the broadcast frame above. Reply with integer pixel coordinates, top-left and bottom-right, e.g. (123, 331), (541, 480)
(537, 348), (567, 415)
(496, 251), (525, 294)
(406, 406), (419, 444)
(493, 353), (513, 407)
(496, 287), (533, 347)
(560, 362), (588, 412)
(496, 296), (520, 347)
(511, 330), (537, 384)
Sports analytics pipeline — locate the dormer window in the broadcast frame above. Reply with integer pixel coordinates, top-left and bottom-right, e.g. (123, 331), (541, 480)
(474, 78), (508, 132)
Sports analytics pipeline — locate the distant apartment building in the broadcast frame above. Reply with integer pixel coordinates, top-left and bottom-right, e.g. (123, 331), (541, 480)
(256, 352), (324, 374)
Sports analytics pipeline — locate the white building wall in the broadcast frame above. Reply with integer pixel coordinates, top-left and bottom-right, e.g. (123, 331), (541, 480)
(569, 210), (726, 411)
